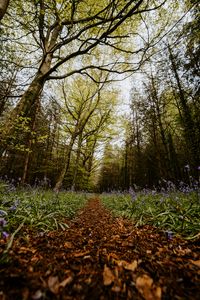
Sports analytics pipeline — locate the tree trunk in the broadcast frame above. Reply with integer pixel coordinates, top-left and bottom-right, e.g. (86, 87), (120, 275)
(0, 0), (10, 20)
(21, 97), (39, 185)
(0, 23), (62, 155)
(0, 73), (45, 154)
(54, 136), (76, 192)
(168, 44), (199, 169)
(71, 133), (83, 191)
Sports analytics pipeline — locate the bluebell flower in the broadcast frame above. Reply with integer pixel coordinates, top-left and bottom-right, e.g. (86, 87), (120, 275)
(0, 218), (7, 227)
(166, 230), (173, 240)
(0, 210), (7, 217)
(129, 187), (136, 202)
(9, 205), (17, 211)
(2, 231), (9, 239)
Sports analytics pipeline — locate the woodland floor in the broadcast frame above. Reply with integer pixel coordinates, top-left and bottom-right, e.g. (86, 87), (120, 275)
(0, 197), (200, 300)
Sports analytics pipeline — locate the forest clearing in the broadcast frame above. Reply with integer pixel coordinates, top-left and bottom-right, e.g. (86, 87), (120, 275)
(0, 0), (200, 299)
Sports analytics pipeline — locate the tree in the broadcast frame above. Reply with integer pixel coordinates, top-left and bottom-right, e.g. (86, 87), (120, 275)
(0, 0), (167, 152)
(168, 44), (199, 173)
(53, 72), (117, 191)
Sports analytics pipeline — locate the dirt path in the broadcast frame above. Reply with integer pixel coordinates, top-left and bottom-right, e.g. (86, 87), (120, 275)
(0, 198), (200, 299)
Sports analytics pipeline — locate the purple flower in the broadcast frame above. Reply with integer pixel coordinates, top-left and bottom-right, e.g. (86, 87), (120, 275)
(197, 166), (200, 171)
(2, 231), (9, 239)
(129, 187), (136, 201)
(0, 218), (7, 227)
(0, 210), (7, 216)
(166, 230), (173, 240)
(9, 205), (17, 211)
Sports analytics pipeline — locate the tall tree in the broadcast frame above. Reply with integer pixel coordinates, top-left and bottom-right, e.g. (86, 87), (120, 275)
(0, 0), (167, 152)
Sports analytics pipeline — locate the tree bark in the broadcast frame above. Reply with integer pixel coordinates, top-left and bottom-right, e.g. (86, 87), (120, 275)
(0, 0), (10, 21)
(168, 44), (199, 169)
(71, 133), (83, 191)
(53, 135), (76, 192)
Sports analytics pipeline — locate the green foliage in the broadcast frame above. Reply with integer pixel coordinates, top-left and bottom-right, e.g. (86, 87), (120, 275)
(0, 186), (88, 233)
(101, 191), (200, 238)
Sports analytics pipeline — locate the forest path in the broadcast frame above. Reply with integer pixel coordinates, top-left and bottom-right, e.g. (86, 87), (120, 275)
(0, 197), (200, 299)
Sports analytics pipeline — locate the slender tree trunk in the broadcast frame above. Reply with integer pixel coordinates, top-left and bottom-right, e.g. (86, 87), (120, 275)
(168, 44), (199, 169)
(0, 0), (10, 20)
(71, 133), (83, 191)
(151, 75), (171, 177)
(21, 97), (39, 185)
(54, 135), (76, 192)
(85, 140), (96, 188)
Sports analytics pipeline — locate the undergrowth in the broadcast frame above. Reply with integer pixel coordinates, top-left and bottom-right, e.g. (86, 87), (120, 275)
(0, 181), (88, 236)
(101, 190), (200, 239)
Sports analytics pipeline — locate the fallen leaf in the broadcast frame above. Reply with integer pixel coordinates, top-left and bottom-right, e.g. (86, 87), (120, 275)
(64, 242), (74, 249)
(116, 260), (138, 272)
(48, 276), (60, 294)
(190, 260), (200, 268)
(74, 251), (90, 257)
(19, 247), (37, 254)
(136, 274), (162, 300)
(108, 252), (119, 260)
(59, 276), (73, 287)
(124, 260), (138, 271)
(103, 265), (115, 286)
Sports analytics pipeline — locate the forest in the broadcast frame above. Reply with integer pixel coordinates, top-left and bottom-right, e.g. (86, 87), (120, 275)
(0, 0), (198, 192)
(0, 0), (200, 299)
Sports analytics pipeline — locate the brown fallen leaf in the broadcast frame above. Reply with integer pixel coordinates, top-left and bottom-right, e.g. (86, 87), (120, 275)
(64, 242), (74, 249)
(103, 265), (115, 286)
(136, 274), (162, 300)
(124, 260), (138, 271)
(190, 260), (200, 268)
(116, 260), (138, 272)
(48, 276), (60, 294)
(18, 247), (37, 254)
(74, 251), (90, 257)
(59, 276), (73, 287)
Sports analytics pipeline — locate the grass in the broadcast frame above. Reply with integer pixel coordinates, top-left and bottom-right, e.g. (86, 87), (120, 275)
(100, 189), (200, 239)
(0, 181), (88, 236)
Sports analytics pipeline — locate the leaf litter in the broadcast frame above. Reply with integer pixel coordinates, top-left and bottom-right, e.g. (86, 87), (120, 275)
(0, 197), (199, 299)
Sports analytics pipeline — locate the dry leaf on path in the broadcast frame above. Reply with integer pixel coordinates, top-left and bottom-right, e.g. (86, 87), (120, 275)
(124, 260), (138, 271)
(64, 242), (74, 249)
(48, 276), (60, 294)
(59, 276), (73, 287)
(103, 265), (115, 286)
(116, 259), (138, 272)
(74, 250), (90, 257)
(136, 274), (162, 300)
(190, 260), (200, 268)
